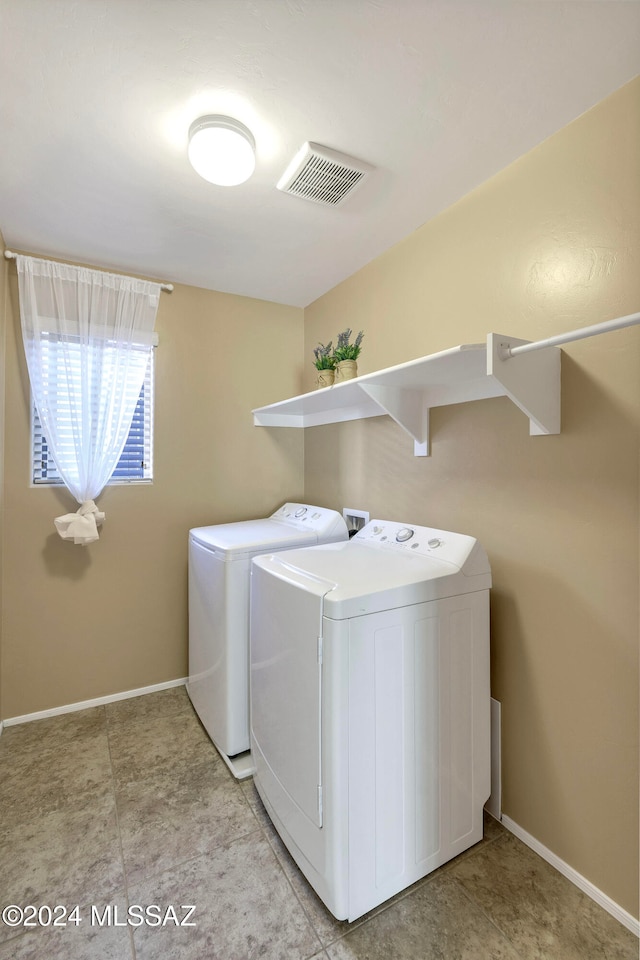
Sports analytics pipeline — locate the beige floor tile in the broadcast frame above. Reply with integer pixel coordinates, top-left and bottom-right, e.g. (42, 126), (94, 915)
(326, 874), (521, 959)
(0, 707), (107, 754)
(1, 696), (636, 960)
(0, 904), (133, 960)
(106, 709), (218, 785)
(0, 794), (125, 945)
(105, 686), (193, 726)
(115, 757), (260, 884)
(0, 736), (113, 830)
(130, 831), (323, 960)
(448, 832), (639, 960)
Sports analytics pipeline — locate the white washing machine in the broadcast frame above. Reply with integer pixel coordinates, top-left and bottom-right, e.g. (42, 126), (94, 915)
(250, 519), (491, 920)
(187, 503), (348, 779)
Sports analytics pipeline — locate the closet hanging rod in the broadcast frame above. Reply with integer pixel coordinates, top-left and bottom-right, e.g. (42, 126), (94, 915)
(3, 250), (174, 292)
(502, 311), (640, 358)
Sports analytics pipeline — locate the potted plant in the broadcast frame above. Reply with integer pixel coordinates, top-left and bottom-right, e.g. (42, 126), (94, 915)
(333, 329), (364, 382)
(313, 341), (337, 388)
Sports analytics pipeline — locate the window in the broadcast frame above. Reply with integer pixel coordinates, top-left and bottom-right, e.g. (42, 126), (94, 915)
(32, 349), (154, 485)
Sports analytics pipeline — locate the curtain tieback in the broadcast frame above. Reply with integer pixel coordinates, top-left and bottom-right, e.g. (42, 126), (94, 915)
(54, 500), (106, 546)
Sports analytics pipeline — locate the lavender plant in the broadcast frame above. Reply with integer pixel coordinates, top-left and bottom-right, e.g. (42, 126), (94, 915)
(313, 341), (336, 370)
(334, 329), (364, 362)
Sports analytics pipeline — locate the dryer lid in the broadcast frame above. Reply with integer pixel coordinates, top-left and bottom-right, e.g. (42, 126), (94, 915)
(251, 520), (491, 618)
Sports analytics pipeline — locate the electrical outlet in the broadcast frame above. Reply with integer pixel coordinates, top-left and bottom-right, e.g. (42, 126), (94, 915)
(342, 508), (370, 533)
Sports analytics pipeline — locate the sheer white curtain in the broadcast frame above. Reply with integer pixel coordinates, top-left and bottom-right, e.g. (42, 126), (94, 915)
(17, 256), (161, 544)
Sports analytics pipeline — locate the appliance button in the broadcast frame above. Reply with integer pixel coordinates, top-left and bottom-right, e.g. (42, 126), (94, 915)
(396, 528), (414, 542)
(372, 526), (383, 535)
(295, 507), (307, 518)
(428, 538), (442, 548)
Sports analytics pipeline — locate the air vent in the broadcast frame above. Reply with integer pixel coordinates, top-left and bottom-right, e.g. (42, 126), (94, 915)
(277, 142), (373, 206)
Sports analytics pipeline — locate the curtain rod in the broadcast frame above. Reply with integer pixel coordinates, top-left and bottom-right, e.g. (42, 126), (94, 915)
(502, 311), (640, 358)
(3, 250), (174, 292)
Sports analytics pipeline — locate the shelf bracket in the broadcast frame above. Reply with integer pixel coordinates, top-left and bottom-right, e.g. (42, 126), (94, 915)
(358, 384), (430, 456)
(487, 332), (561, 436)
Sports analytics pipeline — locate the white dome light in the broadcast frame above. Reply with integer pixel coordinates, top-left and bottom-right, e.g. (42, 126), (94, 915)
(188, 115), (256, 186)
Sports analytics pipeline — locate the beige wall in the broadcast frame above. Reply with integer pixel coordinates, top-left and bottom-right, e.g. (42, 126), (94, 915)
(304, 78), (640, 917)
(1, 273), (304, 719)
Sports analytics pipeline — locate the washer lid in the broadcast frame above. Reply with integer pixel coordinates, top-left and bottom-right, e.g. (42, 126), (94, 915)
(252, 520), (491, 618)
(189, 503), (347, 559)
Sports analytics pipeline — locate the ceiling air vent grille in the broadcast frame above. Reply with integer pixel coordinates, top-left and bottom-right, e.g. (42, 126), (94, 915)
(277, 142), (373, 206)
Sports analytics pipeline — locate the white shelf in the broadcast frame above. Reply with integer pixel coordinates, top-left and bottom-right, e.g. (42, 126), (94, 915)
(253, 333), (561, 456)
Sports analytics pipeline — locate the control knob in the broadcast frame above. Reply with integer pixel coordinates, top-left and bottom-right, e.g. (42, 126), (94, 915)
(396, 527), (414, 543)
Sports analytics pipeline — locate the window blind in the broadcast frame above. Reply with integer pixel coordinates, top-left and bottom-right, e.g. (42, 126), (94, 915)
(33, 347), (154, 485)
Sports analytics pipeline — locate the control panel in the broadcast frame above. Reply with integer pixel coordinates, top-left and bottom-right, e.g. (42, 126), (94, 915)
(353, 519), (476, 567)
(270, 503), (347, 534)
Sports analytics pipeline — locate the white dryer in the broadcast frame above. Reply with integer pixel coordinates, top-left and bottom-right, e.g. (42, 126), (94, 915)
(187, 503), (348, 778)
(250, 519), (491, 920)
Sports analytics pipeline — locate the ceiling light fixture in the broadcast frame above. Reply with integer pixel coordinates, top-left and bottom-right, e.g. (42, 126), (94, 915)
(188, 115), (256, 186)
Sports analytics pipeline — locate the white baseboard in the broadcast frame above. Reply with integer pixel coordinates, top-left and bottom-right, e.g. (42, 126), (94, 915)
(502, 815), (640, 938)
(2, 677), (187, 727)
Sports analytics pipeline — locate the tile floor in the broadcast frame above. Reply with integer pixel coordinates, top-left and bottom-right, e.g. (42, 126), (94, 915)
(0, 686), (637, 960)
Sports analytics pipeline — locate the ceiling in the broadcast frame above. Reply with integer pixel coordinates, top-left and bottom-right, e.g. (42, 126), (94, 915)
(1, 1), (638, 307)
